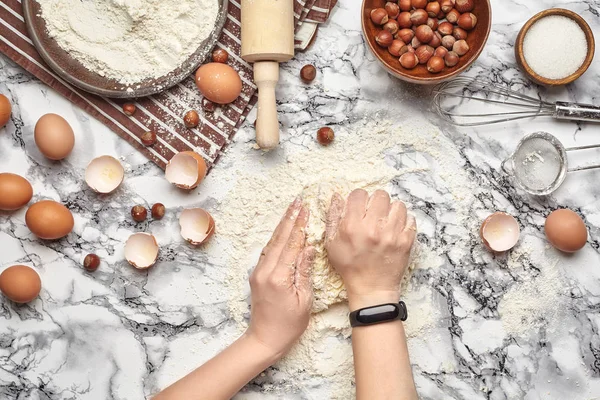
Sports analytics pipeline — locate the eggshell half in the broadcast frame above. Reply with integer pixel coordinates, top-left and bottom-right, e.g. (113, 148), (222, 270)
(25, 200), (74, 240)
(480, 212), (520, 252)
(165, 151), (207, 190)
(34, 113), (75, 160)
(0, 265), (41, 303)
(0, 173), (33, 211)
(85, 155), (125, 194)
(125, 233), (159, 270)
(195, 63), (242, 105)
(545, 209), (587, 253)
(179, 208), (215, 245)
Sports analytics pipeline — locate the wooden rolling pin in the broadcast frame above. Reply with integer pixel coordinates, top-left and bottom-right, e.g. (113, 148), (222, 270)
(241, 0), (295, 149)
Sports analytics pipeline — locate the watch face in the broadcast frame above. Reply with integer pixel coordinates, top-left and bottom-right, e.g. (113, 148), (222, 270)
(356, 304), (400, 324)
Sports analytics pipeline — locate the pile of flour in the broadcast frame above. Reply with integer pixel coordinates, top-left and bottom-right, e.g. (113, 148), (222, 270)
(37, 0), (219, 85)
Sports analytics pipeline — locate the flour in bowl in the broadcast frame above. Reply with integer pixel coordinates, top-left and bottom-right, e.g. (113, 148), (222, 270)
(37, 0), (219, 85)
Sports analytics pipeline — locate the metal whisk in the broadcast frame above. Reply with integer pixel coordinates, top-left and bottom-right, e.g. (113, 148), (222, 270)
(432, 78), (600, 127)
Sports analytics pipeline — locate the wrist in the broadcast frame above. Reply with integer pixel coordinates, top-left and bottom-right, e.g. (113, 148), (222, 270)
(348, 290), (401, 312)
(241, 331), (285, 366)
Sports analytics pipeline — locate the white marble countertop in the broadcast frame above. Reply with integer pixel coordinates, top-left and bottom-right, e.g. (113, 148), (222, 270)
(2, 1), (600, 399)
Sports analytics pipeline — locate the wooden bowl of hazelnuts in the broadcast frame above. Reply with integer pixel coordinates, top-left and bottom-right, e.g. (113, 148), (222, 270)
(362, 0), (492, 84)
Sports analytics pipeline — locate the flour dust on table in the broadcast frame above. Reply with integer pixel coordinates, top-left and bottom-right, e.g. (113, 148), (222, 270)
(37, 0), (219, 84)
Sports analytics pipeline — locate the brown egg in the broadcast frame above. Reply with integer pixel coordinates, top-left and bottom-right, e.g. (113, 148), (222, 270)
(0, 94), (11, 128)
(25, 200), (74, 240)
(195, 63), (242, 105)
(0, 173), (33, 211)
(545, 209), (587, 253)
(34, 113), (75, 160)
(0, 265), (41, 303)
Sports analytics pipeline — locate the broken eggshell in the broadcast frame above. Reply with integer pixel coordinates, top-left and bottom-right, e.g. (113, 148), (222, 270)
(480, 212), (520, 252)
(124, 232), (159, 269)
(85, 156), (124, 194)
(179, 208), (215, 245)
(165, 151), (207, 190)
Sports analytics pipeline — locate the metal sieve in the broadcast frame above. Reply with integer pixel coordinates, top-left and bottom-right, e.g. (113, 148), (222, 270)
(502, 132), (600, 195)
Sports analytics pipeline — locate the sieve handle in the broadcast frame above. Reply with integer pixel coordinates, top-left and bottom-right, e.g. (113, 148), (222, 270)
(554, 102), (600, 123)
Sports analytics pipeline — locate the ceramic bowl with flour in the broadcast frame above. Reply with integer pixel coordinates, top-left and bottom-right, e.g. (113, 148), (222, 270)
(23, 0), (228, 97)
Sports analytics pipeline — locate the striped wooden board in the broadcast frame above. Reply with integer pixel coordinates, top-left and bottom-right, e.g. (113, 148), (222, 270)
(0, 0), (335, 170)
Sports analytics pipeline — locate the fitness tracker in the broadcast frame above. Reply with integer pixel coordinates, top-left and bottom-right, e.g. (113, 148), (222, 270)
(349, 302), (408, 327)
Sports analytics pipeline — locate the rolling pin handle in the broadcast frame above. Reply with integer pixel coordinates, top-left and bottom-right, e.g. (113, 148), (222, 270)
(254, 61), (280, 150)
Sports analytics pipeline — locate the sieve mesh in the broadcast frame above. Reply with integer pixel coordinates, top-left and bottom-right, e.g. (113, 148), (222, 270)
(512, 137), (563, 192)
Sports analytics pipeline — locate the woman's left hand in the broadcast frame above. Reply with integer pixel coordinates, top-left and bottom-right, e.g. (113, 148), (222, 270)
(247, 197), (315, 361)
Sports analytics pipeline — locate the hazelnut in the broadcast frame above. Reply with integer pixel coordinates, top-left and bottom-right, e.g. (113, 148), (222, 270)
(371, 8), (389, 25)
(399, 0), (411, 11)
(434, 46), (448, 58)
(425, 1), (440, 18)
(441, 35), (456, 50)
(151, 203), (166, 220)
(436, 9), (446, 19)
(375, 30), (394, 47)
(397, 12), (412, 29)
(411, 36), (422, 49)
(83, 254), (100, 272)
(131, 205), (147, 222)
(411, 0), (427, 9)
(202, 98), (216, 113)
(300, 64), (317, 82)
(458, 13), (477, 30)
(388, 39), (406, 57)
(383, 19), (400, 35)
(415, 25), (433, 43)
(440, 0), (455, 13)
(427, 56), (445, 73)
(212, 49), (229, 63)
(453, 27), (468, 40)
(455, 0), (474, 13)
(141, 131), (157, 146)
(452, 39), (470, 56)
(426, 17), (439, 31)
(445, 51), (460, 67)
(317, 127), (334, 145)
(123, 103), (136, 116)
(399, 52), (419, 69)
(410, 9), (428, 25)
(397, 28), (414, 44)
(385, 2), (400, 18)
(415, 45), (434, 64)
(398, 44), (414, 56)
(183, 110), (200, 128)
(446, 8), (460, 23)
(429, 31), (442, 47)
(438, 21), (454, 36)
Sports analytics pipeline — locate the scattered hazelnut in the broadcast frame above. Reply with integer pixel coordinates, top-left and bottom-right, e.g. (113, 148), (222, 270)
(453, 39), (470, 56)
(429, 31), (442, 47)
(446, 8), (460, 24)
(440, 0), (455, 13)
(317, 127), (334, 145)
(83, 254), (100, 272)
(425, 1), (440, 18)
(415, 45), (434, 64)
(141, 131), (157, 146)
(371, 8), (389, 25)
(426, 17), (439, 31)
(455, 0), (474, 13)
(396, 28), (414, 44)
(375, 30), (394, 47)
(202, 98), (216, 113)
(411, 0), (427, 9)
(411, 36), (422, 49)
(183, 110), (200, 129)
(415, 25), (433, 43)
(458, 13), (477, 30)
(397, 12), (412, 29)
(399, 0), (411, 11)
(212, 49), (229, 63)
(151, 203), (166, 220)
(441, 35), (456, 50)
(131, 205), (148, 222)
(438, 21), (454, 36)
(434, 46), (448, 58)
(123, 103), (136, 116)
(427, 56), (445, 73)
(388, 39), (406, 57)
(453, 27), (468, 40)
(300, 64), (317, 83)
(445, 51), (460, 67)
(383, 19), (400, 35)
(410, 9), (428, 25)
(399, 52), (419, 69)
(385, 1), (400, 18)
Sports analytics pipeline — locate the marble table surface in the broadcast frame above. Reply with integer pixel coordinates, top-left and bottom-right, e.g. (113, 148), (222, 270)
(2, 0), (600, 399)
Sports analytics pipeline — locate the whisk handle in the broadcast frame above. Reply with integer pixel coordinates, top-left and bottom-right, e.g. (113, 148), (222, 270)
(554, 102), (600, 123)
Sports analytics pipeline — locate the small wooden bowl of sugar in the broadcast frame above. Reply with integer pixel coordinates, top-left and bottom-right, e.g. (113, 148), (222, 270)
(515, 8), (595, 86)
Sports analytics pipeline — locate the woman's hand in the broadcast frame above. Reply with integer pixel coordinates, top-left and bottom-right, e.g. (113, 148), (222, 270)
(247, 197), (315, 361)
(325, 189), (416, 310)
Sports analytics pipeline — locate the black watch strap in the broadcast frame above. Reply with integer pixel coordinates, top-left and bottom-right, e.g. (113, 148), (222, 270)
(349, 301), (407, 327)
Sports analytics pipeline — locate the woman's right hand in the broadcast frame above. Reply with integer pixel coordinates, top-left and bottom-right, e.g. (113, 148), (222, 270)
(325, 189), (416, 311)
